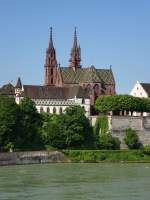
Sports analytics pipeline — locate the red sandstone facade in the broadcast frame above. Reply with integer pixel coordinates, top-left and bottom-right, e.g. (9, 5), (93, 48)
(44, 28), (115, 106)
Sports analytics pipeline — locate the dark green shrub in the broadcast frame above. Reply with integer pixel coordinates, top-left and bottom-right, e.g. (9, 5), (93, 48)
(143, 145), (150, 155)
(124, 128), (141, 149)
(99, 133), (120, 150)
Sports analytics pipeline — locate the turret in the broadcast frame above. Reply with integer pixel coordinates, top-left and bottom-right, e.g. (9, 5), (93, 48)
(44, 27), (57, 86)
(69, 27), (81, 69)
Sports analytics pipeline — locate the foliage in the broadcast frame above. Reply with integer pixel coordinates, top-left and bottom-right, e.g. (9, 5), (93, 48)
(93, 115), (120, 150)
(63, 149), (150, 162)
(40, 105), (93, 149)
(98, 132), (120, 150)
(40, 113), (67, 149)
(17, 97), (43, 150)
(124, 128), (141, 149)
(65, 106), (93, 148)
(0, 95), (21, 151)
(95, 95), (150, 114)
(94, 116), (108, 140)
(143, 145), (150, 155)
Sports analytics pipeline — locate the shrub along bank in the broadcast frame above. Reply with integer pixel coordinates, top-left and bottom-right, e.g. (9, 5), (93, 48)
(62, 149), (150, 162)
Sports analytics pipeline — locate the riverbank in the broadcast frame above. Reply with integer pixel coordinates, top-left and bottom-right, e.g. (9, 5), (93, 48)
(1, 150), (150, 166)
(63, 149), (150, 163)
(0, 151), (69, 166)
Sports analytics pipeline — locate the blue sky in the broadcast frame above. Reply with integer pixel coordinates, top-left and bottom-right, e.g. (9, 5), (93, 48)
(0, 0), (150, 93)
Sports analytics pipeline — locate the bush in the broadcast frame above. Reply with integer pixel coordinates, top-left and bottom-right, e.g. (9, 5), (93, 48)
(98, 132), (120, 150)
(124, 128), (141, 149)
(143, 145), (150, 155)
(93, 115), (120, 150)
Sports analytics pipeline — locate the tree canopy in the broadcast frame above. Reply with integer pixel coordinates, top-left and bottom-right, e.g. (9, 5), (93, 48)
(40, 105), (93, 149)
(0, 95), (21, 150)
(95, 95), (150, 114)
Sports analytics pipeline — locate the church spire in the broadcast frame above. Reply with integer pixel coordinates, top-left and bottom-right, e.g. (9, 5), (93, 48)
(73, 27), (77, 48)
(69, 27), (81, 69)
(44, 27), (57, 86)
(49, 27), (54, 48)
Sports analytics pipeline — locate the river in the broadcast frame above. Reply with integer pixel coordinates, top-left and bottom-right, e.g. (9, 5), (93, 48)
(0, 163), (150, 200)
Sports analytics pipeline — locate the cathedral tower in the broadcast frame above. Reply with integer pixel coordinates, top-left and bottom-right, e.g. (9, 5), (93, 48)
(44, 27), (57, 86)
(69, 28), (81, 69)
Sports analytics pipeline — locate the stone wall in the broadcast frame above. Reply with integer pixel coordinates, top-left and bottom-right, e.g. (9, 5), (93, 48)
(108, 116), (150, 148)
(0, 151), (69, 166)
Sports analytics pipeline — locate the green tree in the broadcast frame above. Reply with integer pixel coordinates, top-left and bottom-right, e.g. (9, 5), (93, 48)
(0, 95), (21, 151)
(40, 113), (67, 149)
(65, 106), (93, 148)
(124, 128), (141, 149)
(40, 105), (93, 149)
(18, 97), (43, 150)
(95, 95), (150, 115)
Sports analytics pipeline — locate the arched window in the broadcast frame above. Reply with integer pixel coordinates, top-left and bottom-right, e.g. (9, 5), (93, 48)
(93, 84), (99, 102)
(93, 84), (99, 94)
(47, 107), (50, 113)
(53, 107), (56, 114)
(51, 77), (53, 84)
(59, 107), (63, 114)
(40, 107), (43, 113)
(87, 84), (91, 94)
(51, 68), (53, 75)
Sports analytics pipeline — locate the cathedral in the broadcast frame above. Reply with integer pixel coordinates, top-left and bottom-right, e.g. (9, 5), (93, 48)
(0, 28), (116, 116)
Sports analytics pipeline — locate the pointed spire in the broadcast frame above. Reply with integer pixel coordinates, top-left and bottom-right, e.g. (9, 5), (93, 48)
(15, 77), (22, 88)
(69, 27), (81, 68)
(49, 27), (54, 48)
(73, 27), (78, 48)
(44, 27), (57, 86)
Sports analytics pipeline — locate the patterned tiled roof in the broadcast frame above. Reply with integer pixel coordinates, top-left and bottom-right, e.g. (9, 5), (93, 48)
(60, 66), (115, 84)
(0, 83), (15, 95)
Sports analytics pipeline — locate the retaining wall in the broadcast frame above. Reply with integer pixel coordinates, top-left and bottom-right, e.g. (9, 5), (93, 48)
(0, 151), (69, 166)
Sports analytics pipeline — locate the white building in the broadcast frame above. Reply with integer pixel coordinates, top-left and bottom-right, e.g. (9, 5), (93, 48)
(130, 81), (150, 116)
(15, 78), (91, 117)
(130, 81), (150, 98)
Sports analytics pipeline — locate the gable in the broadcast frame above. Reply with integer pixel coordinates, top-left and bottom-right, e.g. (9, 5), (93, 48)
(130, 81), (148, 97)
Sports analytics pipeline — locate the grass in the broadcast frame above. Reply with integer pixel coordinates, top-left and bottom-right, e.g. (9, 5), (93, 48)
(62, 149), (150, 162)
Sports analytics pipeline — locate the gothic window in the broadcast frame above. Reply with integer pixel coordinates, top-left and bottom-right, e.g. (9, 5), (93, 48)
(87, 84), (91, 94)
(40, 107), (43, 113)
(93, 84), (99, 94)
(94, 84), (99, 102)
(47, 107), (50, 113)
(53, 107), (56, 114)
(59, 107), (63, 114)
(51, 77), (53, 84)
(51, 68), (53, 75)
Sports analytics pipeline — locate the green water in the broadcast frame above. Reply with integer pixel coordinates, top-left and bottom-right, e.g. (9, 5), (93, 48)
(0, 163), (150, 200)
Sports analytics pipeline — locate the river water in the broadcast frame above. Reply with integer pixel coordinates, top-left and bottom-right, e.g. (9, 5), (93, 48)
(0, 163), (150, 200)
